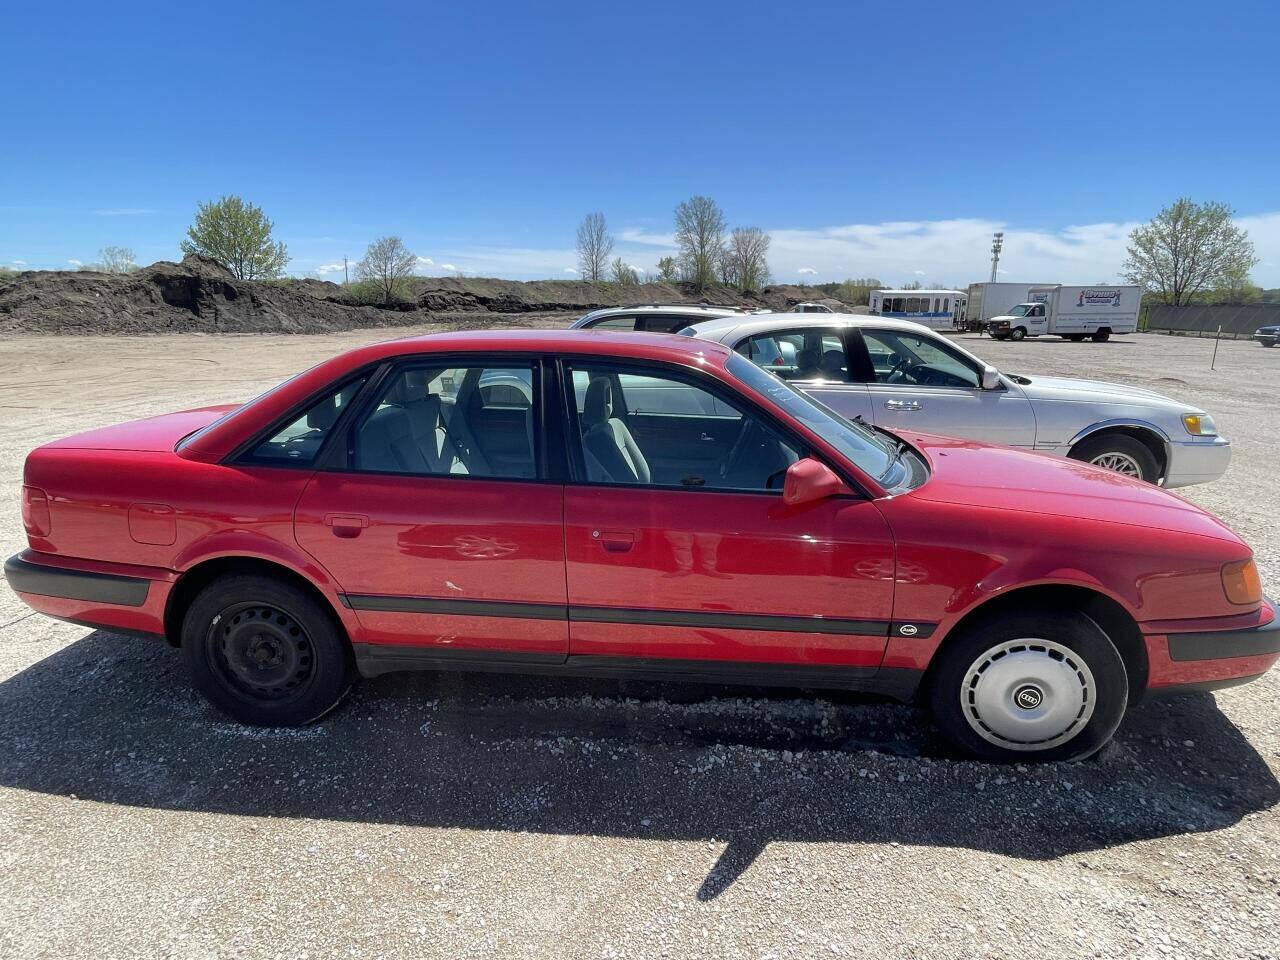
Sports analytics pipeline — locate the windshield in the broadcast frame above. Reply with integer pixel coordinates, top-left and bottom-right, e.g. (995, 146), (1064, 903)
(726, 353), (896, 481)
(1007, 304), (1031, 317)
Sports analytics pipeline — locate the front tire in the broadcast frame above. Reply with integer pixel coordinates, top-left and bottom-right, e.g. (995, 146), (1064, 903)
(1092, 328), (1111, 342)
(927, 610), (1128, 763)
(181, 574), (354, 726)
(1070, 433), (1159, 483)
(1010, 327), (1027, 341)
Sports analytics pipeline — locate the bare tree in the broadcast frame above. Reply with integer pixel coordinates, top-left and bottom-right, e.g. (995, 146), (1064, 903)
(726, 227), (771, 292)
(674, 195), (727, 292)
(611, 256), (639, 285)
(1124, 198), (1258, 306)
(656, 256), (679, 283)
(356, 236), (418, 305)
(576, 212), (614, 283)
(97, 246), (137, 274)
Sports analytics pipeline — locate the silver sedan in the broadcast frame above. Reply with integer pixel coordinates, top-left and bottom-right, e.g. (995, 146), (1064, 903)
(680, 313), (1230, 487)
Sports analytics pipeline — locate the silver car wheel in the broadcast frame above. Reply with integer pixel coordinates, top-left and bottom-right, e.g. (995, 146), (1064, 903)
(1089, 451), (1143, 477)
(960, 638), (1096, 751)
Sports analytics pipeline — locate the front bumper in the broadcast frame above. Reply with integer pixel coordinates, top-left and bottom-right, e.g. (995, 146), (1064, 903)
(1163, 435), (1231, 488)
(1255, 332), (1278, 346)
(1144, 597), (1279, 694)
(4, 550), (173, 639)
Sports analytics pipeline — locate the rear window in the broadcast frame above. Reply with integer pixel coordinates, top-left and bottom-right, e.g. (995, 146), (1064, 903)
(241, 378), (366, 466)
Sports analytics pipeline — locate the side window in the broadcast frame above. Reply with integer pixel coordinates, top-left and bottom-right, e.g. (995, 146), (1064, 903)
(586, 315), (638, 330)
(639, 315), (688, 334)
(351, 364), (536, 479)
(943, 298), (950, 312)
(243, 378), (367, 466)
(566, 362), (799, 491)
(735, 328), (851, 382)
(861, 330), (980, 389)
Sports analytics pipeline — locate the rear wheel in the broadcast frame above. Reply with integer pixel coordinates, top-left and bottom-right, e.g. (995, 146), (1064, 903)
(1092, 328), (1112, 342)
(1066, 334), (1086, 342)
(1070, 433), (1159, 483)
(181, 574), (354, 726)
(1010, 327), (1027, 341)
(927, 610), (1128, 763)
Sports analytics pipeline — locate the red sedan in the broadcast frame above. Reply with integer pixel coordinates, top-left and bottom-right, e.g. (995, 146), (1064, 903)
(6, 331), (1277, 762)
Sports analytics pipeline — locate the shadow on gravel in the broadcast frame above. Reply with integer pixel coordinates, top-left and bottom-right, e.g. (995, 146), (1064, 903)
(2, 632), (1277, 899)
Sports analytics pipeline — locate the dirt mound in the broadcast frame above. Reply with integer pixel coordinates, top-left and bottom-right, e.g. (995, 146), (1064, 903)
(0, 257), (854, 336)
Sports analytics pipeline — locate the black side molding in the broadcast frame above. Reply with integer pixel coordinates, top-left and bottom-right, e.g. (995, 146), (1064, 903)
(1165, 610), (1280, 662)
(4, 554), (150, 608)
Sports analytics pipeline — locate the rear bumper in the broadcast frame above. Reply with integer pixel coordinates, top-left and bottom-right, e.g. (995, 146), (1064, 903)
(1163, 435), (1231, 488)
(4, 550), (172, 639)
(1144, 598), (1280, 693)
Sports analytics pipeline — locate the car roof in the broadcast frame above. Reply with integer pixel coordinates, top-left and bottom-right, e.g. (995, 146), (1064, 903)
(573, 303), (753, 324)
(180, 330), (735, 461)
(683, 312), (938, 341)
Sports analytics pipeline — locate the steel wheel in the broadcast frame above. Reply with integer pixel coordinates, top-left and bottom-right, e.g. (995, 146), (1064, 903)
(210, 602), (315, 699)
(960, 638), (1096, 751)
(1088, 451), (1143, 477)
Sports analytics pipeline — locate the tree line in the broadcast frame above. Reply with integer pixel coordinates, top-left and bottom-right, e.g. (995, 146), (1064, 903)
(576, 195), (772, 294)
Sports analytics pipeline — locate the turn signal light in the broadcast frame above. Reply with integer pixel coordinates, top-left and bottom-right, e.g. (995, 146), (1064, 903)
(1222, 559), (1262, 606)
(21, 486), (51, 538)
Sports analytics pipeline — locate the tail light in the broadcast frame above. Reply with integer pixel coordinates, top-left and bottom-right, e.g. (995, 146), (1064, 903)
(1221, 559), (1262, 606)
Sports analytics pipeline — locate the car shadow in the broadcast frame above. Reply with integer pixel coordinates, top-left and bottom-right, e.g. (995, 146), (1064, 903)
(2, 631), (1276, 900)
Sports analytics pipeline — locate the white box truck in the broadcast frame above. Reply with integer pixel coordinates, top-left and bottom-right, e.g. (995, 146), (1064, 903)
(984, 284), (1141, 342)
(965, 282), (1046, 328)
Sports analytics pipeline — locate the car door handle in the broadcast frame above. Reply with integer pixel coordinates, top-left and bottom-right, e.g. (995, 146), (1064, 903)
(592, 529), (636, 553)
(699, 432), (716, 442)
(324, 513), (369, 539)
(884, 399), (923, 411)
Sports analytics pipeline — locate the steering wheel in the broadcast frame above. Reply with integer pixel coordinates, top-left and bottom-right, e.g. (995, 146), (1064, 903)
(887, 356), (915, 383)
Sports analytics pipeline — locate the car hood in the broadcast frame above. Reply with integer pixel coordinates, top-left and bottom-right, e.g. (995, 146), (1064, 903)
(1010, 374), (1184, 408)
(903, 433), (1240, 542)
(44, 405), (239, 452)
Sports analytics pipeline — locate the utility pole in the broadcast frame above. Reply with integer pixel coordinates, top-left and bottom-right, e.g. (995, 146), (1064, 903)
(343, 257), (349, 285)
(989, 232), (1004, 283)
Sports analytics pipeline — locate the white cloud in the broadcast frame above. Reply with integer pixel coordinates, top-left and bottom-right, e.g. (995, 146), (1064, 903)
(415, 256), (434, 266)
(440, 263), (458, 272)
(11, 260), (26, 266)
(797, 267), (818, 276)
(67, 259), (82, 266)
(913, 269), (926, 275)
(93, 208), (156, 216)
(315, 263), (345, 275)
(618, 228), (677, 248)
(563, 267), (578, 274)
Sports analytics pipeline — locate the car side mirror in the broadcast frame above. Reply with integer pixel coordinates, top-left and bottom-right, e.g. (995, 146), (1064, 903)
(782, 457), (849, 506)
(981, 365), (1002, 390)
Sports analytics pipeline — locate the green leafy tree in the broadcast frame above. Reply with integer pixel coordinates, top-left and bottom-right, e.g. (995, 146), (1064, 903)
(1123, 198), (1258, 306)
(181, 195), (289, 280)
(610, 256), (639, 285)
(835, 277), (883, 305)
(656, 256), (679, 282)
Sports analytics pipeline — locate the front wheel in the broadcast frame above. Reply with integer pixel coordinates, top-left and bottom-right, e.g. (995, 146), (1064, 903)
(1010, 327), (1027, 341)
(1069, 433), (1159, 483)
(1066, 334), (1086, 342)
(181, 574), (354, 726)
(927, 610), (1128, 763)
(1092, 328), (1111, 342)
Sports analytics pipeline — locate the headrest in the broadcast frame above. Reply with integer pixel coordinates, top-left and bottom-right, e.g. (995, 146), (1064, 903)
(819, 349), (844, 373)
(386, 369), (430, 406)
(796, 348), (819, 370)
(583, 377), (612, 427)
(307, 397), (339, 431)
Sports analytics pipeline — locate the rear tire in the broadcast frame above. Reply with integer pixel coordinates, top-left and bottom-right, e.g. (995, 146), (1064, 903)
(1070, 433), (1159, 483)
(1010, 327), (1027, 341)
(181, 574), (354, 726)
(1092, 328), (1112, 342)
(1066, 334), (1086, 342)
(927, 610), (1128, 763)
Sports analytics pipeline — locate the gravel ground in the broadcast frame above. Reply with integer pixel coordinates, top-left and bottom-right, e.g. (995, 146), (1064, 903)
(0, 328), (1277, 959)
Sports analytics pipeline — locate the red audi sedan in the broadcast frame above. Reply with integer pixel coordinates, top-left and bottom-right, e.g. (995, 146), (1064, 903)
(6, 331), (1277, 762)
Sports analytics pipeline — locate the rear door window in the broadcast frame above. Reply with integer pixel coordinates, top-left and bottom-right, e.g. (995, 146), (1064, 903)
(242, 378), (367, 466)
(735, 328), (852, 382)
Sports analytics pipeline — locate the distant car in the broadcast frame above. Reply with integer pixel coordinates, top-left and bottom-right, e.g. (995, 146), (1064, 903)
(571, 303), (757, 334)
(792, 302), (835, 313)
(1255, 324), (1279, 348)
(7, 329), (1276, 763)
(680, 313), (1231, 487)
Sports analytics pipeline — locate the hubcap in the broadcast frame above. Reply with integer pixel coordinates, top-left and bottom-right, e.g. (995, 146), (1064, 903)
(210, 603), (314, 699)
(960, 638), (1095, 751)
(1089, 451), (1143, 477)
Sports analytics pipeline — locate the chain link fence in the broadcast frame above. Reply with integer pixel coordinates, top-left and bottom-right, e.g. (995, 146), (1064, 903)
(1144, 303), (1279, 338)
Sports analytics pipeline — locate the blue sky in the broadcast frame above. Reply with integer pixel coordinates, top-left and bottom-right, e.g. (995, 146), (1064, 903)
(3, 0), (1278, 286)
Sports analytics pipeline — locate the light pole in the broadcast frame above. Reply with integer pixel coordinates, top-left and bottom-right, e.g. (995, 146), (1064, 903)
(989, 232), (1004, 283)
